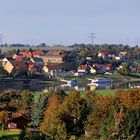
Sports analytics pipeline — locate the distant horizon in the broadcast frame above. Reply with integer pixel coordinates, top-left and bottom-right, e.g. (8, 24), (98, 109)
(0, 42), (139, 48)
(0, 0), (140, 46)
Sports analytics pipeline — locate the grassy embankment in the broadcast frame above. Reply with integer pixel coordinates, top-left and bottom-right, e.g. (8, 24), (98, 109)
(65, 73), (140, 83)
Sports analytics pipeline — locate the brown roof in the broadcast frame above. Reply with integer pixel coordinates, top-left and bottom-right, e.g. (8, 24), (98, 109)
(45, 65), (62, 71)
(10, 61), (28, 70)
(32, 50), (44, 56)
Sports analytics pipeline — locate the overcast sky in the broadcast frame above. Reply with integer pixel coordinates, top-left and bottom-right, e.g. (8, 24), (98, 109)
(0, 0), (140, 46)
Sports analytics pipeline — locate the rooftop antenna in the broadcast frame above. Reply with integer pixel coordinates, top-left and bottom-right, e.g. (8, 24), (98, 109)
(0, 34), (4, 46)
(89, 33), (96, 45)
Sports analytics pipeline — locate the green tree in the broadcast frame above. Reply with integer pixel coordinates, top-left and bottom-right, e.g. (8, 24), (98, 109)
(0, 66), (7, 78)
(61, 90), (88, 135)
(30, 93), (48, 129)
(113, 109), (140, 140)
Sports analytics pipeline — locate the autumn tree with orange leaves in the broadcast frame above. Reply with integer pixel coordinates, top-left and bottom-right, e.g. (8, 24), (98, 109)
(40, 95), (67, 140)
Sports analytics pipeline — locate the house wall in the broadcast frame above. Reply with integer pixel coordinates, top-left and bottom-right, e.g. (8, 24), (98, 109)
(2, 59), (14, 74)
(40, 55), (63, 64)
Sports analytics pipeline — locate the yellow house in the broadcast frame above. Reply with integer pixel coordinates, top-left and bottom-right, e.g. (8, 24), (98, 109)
(2, 58), (14, 74)
(40, 55), (64, 64)
(2, 58), (28, 74)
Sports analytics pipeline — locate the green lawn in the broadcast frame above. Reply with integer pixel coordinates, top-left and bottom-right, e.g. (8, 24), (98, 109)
(95, 89), (116, 96)
(0, 130), (21, 138)
(79, 89), (116, 97)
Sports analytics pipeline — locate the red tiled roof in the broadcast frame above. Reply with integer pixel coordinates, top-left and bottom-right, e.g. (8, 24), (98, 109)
(78, 65), (88, 70)
(15, 56), (24, 61)
(19, 52), (32, 57)
(32, 50), (44, 56)
(106, 64), (112, 67)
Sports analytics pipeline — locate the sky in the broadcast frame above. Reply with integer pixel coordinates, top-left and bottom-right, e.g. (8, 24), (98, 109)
(0, 0), (140, 46)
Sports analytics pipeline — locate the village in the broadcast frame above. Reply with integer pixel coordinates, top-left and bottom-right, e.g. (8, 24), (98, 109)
(0, 47), (140, 82)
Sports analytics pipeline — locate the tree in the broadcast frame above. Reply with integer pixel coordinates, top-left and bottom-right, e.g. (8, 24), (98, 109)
(0, 111), (8, 131)
(0, 66), (7, 78)
(84, 95), (119, 138)
(30, 93), (48, 129)
(117, 89), (140, 109)
(113, 109), (140, 139)
(40, 95), (67, 139)
(61, 90), (88, 135)
(18, 90), (33, 114)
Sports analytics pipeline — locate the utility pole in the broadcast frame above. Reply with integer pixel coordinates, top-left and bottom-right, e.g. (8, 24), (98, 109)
(89, 33), (95, 45)
(0, 34), (4, 45)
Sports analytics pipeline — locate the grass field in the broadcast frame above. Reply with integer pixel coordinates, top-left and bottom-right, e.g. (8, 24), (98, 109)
(0, 130), (21, 138)
(1, 46), (74, 52)
(95, 89), (116, 95)
(79, 89), (116, 97)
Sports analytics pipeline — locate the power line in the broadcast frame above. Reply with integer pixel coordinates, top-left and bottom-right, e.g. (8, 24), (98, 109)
(89, 33), (96, 45)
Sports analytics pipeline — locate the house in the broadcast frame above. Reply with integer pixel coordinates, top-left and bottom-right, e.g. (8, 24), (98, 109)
(12, 54), (18, 59)
(2, 58), (28, 74)
(98, 51), (107, 58)
(115, 56), (121, 61)
(19, 51), (32, 57)
(27, 62), (39, 72)
(43, 65), (69, 77)
(119, 51), (127, 61)
(2, 58), (14, 74)
(92, 63), (106, 74)
(7, 113), (31, 130)
(47, 50), (65, 55)
(106, 64), (114, 72)
(43, 65), (62, 73)
(90, 66), (96, 74)
(30, 57), (44, 67)
(108, 54), (116, 59)
(32, 50), (44, 57)
(74, 72), (84, 77)
(40, 55), (64, 64)
(78, 65), (90, 74)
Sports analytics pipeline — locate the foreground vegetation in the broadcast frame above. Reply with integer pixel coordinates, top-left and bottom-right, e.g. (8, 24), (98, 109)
(0, 88), (140, 139)
(0, 130), (21, 137)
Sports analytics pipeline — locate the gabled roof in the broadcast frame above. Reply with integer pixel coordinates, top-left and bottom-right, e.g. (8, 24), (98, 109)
(10, 61), (28, 70)
(78, 65), (89, 70)
(31, 57), (44, 62)
(19, 52), (32, 57)
(32, 50), (44, 56)
(46, 55), (64, 58)
(47, 50), (65, 55)
(106, 64), (112, 67)
(15, 55), (24, 61)
(44, 65), (62, 71)
(27, 62), (37, 70)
